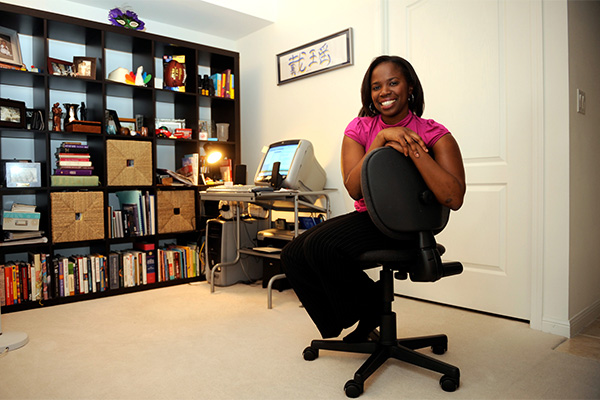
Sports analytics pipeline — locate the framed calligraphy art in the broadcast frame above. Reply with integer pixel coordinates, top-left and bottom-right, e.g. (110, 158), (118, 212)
(276, 28), (353, 85)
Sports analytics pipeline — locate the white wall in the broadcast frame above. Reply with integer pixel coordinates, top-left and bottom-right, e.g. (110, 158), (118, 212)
(539, 0), (571, 335)
(567, 0), (600, 333)
(237, 0), (384, 216)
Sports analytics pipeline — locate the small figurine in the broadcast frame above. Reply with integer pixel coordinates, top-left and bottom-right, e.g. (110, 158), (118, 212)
(52, 103), (62, 131)
(80, 102), (87, 121)
(63, 103), (79, 127)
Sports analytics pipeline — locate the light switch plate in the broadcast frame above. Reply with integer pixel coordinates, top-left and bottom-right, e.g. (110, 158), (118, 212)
(577, 89), (586, 115)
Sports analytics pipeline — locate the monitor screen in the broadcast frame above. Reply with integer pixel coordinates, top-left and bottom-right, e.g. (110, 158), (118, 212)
(255, 141), (299, 182)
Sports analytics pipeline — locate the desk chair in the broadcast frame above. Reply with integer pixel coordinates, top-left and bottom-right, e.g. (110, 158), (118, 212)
(302, 147), (463, 398)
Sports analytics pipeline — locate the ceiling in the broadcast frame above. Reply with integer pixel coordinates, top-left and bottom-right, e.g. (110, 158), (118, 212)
(66, 0), (275, 40)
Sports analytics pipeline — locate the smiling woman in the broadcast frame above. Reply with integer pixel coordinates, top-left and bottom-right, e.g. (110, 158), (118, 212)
(280, 55), (465, 342)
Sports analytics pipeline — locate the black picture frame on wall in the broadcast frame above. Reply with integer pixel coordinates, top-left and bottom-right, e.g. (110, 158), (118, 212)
(276, 28), (353, 85)
(0, 98), (26, 128)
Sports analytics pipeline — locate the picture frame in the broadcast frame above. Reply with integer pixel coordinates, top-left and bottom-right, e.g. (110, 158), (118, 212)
(198, 120), (210, 140)
(276, 28), (353, 85)
(47, 57), (74, 76)
(105, 109), (121, 134)
(0, 26), (24, 67)
(0, 98), (26, 128)
(156, 118), (185, 133)
(119, 117), (137, 135)
(73, 56), (96, 79)
(4, 161), (41, 188)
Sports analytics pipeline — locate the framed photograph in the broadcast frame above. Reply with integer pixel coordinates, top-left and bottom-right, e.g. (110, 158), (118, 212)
(198, 120), (210, 140)
(5, 161), (41, 187)
(156, 118), (185, 133)
(0, 26), (24, 67)
(73, 56), (96, 79)
(47, 57), (74, 76)
(277, 28), (353, 85)
(0, 98), (26, 128)
(105, 109), (121, 134)
(120, 117), (137, 135)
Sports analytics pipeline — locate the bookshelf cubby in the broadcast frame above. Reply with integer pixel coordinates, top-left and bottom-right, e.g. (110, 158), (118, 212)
(0, 2), (240, 312)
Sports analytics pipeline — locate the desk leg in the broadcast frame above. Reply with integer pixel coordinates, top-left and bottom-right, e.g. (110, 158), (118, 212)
(267, 273), (287, 309)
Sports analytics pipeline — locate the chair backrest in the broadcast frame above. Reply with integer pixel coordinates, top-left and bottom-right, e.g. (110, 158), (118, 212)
(361, 147), (450, 240)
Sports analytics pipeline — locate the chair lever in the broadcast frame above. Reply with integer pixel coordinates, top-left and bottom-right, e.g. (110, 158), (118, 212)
(441, 261), (463, 278)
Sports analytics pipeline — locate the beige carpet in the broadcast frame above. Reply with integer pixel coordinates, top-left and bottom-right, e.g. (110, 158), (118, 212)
(1, 282), (599, 399)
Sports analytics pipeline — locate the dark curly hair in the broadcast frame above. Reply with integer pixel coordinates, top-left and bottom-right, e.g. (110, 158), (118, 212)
(358, 55), (424, 118)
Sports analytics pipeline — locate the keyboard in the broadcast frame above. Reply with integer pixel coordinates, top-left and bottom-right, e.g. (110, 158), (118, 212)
(205, 184), (261, 192)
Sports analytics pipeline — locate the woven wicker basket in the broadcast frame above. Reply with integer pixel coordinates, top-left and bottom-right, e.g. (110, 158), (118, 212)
(51, 191), (104, 243)
(106, 140), (152, 186)
(157, 190), (196, 233)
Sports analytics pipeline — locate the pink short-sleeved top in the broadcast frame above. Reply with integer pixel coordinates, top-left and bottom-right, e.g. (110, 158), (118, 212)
(344, 112), (449, 212)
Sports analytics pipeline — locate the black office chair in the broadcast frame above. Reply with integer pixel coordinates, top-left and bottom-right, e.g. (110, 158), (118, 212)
(302, 147), (463, 398)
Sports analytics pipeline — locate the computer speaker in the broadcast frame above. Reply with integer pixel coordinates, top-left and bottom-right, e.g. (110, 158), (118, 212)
(234, 164), (247, 185)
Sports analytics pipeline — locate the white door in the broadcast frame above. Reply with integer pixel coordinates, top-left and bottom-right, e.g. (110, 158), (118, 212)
(387, 0), (541, 320)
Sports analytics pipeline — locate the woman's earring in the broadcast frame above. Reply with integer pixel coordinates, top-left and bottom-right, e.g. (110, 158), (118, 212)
(369, 103), (377, 114)
(409, 94), (415, 103)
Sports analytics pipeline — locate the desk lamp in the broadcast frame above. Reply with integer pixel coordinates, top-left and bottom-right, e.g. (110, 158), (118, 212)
(0, 308), (28, 353)
(201, 143), (223, 183)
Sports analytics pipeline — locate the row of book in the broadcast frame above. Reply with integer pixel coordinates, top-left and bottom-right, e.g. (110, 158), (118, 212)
(109, 190), (156, 238)
(0, 243), (202, 307)
(209, 69), (234, 99)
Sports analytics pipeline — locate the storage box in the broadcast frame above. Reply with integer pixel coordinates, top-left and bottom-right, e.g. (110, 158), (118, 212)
(156, 190), (196, 233)
(106, 140), (152, 186)
(2, 211), (41, 231)
(65, 120), (101, 133)
(51, 191), (104, 243)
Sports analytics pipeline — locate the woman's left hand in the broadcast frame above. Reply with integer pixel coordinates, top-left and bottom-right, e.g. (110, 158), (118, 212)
(380, 126), (428, 158)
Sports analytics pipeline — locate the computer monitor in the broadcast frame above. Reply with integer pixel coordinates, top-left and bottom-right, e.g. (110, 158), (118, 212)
(254, 139), (326, 193)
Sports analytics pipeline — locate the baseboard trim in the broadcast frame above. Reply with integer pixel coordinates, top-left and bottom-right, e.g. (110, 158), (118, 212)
(569, 298), (600, 337)
(541, 317), (571, 338)
(541, 299), (600, 338)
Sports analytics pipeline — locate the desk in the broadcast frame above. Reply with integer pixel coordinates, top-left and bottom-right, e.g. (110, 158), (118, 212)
(199, 189), (333, 308)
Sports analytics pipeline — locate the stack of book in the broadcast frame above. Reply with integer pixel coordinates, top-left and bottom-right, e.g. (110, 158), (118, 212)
(1, 203), (47, 247)
(52, 142), (99, 186)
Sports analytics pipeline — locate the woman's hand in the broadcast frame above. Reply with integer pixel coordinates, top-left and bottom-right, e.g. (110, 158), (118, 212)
(377, 126), (429, 158)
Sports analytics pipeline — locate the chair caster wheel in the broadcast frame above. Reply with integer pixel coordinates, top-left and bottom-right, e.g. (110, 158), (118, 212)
(432, 345), (447, 355)
(439, 375), (459, 392)
(303, 346), (318, 361)
(344, 379), (363, 398)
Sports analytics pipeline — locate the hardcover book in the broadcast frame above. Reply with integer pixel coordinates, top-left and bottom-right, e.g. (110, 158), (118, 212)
(50, 175), (99, 186)
(54, 168), (93, 176)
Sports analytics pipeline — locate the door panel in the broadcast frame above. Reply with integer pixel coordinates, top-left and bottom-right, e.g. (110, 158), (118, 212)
(388, 0), (538, 319)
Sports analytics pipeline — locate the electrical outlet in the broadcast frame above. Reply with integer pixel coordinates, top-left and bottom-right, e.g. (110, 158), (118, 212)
(577, 89), (586, 115)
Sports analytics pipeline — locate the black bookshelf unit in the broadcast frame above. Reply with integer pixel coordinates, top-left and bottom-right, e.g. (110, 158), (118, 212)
(0, 2), (240, 312)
